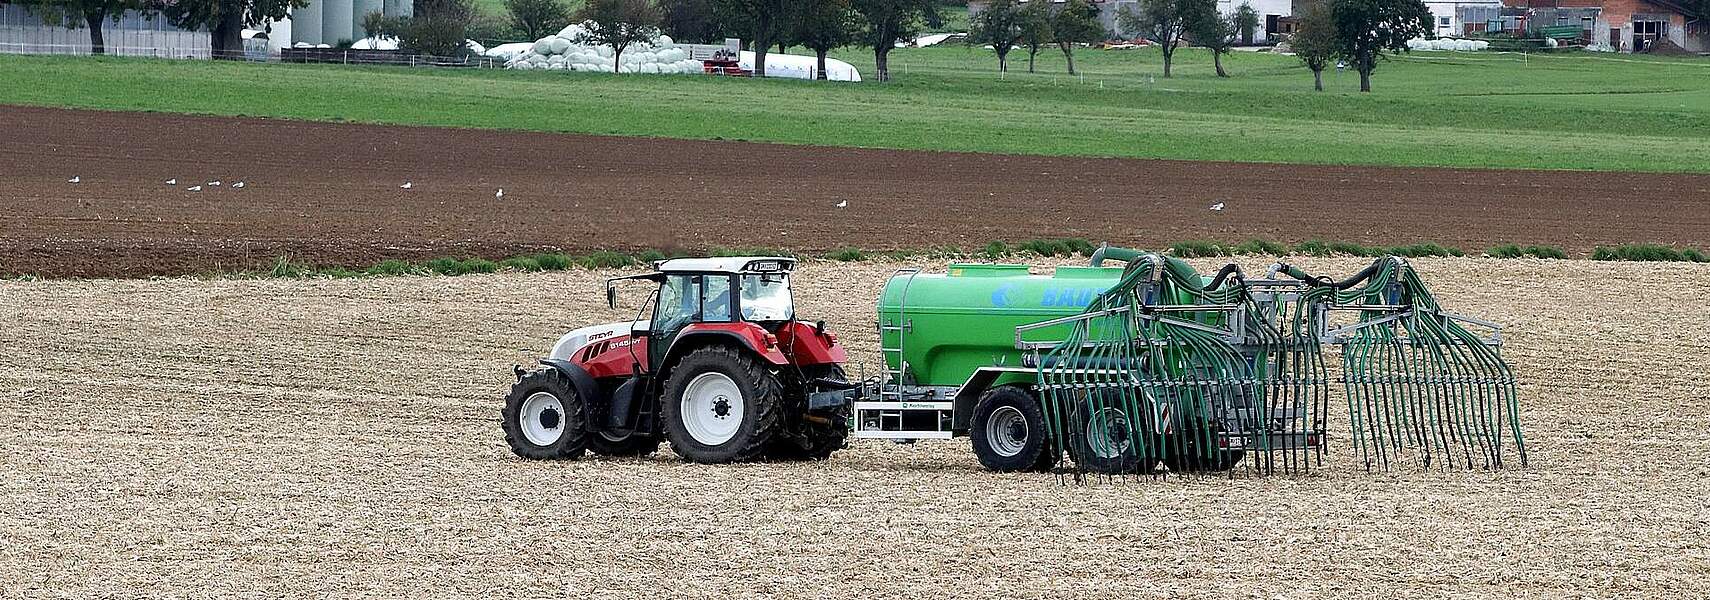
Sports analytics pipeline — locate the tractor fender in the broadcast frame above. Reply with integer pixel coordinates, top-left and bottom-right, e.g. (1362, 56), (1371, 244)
(951, 367), (1039, 432)
(537, 359), (607, 422)
(663, 324), (790, 369)
(773, 320), (847, 366)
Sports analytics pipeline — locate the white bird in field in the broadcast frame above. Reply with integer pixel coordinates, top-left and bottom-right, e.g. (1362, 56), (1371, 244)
(67, 176), (80, 183)
(495, 188), (504, 199)
(187, 185), (202, 192)
(208, 180), (222, 186)
(232, 182), (245, 189)
(835, 200), (848, 208)
(400, 182), (413, 189)
(166, 178), (177, 185)
(1210, 202), (1225, 211)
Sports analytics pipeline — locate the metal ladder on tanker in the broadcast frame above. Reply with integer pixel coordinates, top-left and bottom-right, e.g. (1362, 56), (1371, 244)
(855, 268), (953, 440)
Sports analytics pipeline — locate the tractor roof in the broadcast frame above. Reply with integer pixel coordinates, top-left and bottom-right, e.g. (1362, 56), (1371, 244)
(653, 256), (796, 274)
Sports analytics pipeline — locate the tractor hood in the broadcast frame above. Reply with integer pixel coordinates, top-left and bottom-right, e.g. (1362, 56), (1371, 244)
(549, 320), (646, 361)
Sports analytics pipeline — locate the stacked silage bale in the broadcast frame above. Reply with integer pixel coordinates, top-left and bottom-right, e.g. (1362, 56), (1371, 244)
(505, 23), (703, 74)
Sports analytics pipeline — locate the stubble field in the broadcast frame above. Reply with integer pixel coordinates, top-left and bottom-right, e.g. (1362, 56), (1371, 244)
(2, 257), (1707, 597)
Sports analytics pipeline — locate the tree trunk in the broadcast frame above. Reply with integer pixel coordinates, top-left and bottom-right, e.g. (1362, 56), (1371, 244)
(996, 48), (1008, 72)
(1162, 48), (1173, 77)
(875, 47), (890, 82)
(1213, 51), (1227, 77)
(1359, 66), (1371, 92)
(84, 10), (107, 56)
(1059, 42), (1075, 75)
(1027, 48), (1036, 72)
(777, 41), (786, 54)
(816, 49), (828, 80)
(1312, 67), (1323, 91)
(614, 49), (623, 73)
(211, 0), (244, 60)
(754, 46), (768, 77)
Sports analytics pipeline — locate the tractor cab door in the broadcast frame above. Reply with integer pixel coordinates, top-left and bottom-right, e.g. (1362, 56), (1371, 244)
(649, 273), (736, 369)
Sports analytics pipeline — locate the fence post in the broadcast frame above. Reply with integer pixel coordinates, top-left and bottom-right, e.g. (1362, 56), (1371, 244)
(344, 50), (348, 65)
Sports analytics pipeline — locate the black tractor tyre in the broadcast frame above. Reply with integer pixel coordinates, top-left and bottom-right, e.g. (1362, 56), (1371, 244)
(587, 430), (662, 457)
(660, 345), (783, 464)
(502, 369), (590, 460)
(765, 364), (851, 461)
(969, 386), (1057, 472)
(1070, 398), (1157, 475)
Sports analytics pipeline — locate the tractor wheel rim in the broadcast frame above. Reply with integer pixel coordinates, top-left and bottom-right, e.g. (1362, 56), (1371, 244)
(682, 372), (743, 446)
(1087, 407), (1133, 459)
(520, 392), (566, 447)
(986, 405), (1028, 457)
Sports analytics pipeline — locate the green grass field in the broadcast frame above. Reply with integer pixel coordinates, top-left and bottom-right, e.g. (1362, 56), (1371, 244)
(2, 46), (1707, 172)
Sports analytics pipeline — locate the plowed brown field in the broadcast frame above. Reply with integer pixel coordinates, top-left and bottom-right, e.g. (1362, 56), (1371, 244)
(3, 258), (1707, 597)
(4, 106), (1709, 277)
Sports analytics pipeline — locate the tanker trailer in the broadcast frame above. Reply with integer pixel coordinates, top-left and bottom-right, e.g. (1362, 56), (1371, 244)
(859, 248), (1524, 477)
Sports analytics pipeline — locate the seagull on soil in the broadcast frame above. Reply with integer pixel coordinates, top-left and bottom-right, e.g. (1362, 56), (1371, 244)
(400, 182), (413, 189)
(166, 178), (177, 185)
(232, 182), (245, 189)
(187, 185), (202, 192)
(496, 188), (505, 199)
(67, 176), (80, 183)
(208, 180), (222, 186)
(835, 200), (848, 208)
(1210, 202), (1225, 211)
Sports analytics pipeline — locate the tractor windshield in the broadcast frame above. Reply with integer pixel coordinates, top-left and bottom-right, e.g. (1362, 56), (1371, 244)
(740, 273), (793, 321)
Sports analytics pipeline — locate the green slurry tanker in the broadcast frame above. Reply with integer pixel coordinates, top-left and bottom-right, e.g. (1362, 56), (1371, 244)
(504, 248), (1525, 476)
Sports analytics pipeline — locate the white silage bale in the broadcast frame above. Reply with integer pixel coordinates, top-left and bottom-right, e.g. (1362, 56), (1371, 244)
(532, 38), (554, 54)
(657, 34), (674, 46)
(595, 45), (613, 58)
(548, 55), (565, 65)
(548, 37), (571, 54)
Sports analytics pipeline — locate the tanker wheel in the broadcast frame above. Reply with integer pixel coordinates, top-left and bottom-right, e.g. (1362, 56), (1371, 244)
(661, 346), (782, 464)
(765, 365), (850, 461)
(588, 430), (661, 457)
(501, 369), (589, 460)
(970, 386), (1057, 472)
(1070, 399), (1157, 475)
(1164, 422), (1247, 473)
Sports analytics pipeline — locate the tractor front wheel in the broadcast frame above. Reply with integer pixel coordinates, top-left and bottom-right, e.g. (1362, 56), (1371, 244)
(661, 346), (783, 463)
(970, 386), (1057, 472)
(501, 369), (589, 460)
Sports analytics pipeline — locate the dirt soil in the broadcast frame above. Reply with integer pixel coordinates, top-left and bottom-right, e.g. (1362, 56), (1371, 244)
(2, 258), (1707, 597)
(4, 106), (1709, 277)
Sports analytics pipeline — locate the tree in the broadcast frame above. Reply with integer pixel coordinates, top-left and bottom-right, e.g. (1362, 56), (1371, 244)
(850, 0), (938, 82)
(967, 0), (1021, 72)
(505, 0), (573, 41)
(789, 0), (856, 80)
(14, 0), (145, 55)
(575, 0), (662, 73)
(1233, 1), (1258, 45)
(160, 0), (308, 59)
(1117, 0), (1202, 77)
(1015, 0), (1052, 73)
(712, 0), (795, 77)
(660, 0), (722, 43)
(1289, 0), (1336, 91)
(1051, 0), (1104, 75)
(364, 0), (477, 56)
(1186, 3), (1234, 77)
(1329, 0), (1430, 92)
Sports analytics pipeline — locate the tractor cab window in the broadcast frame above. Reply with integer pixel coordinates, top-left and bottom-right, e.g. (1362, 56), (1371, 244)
(655, 274), (736, 333)
(740, 273), (793, 321)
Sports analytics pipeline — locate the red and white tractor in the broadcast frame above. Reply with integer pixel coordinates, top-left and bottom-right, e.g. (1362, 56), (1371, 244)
(502, 257), (856, 463)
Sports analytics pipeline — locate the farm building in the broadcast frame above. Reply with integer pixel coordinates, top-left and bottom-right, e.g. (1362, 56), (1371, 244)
(1493, 0), (1707, 51)
(286, 0), (413, 48)
(0, 3), (208, 57)
(1423, 0), (1507, 36)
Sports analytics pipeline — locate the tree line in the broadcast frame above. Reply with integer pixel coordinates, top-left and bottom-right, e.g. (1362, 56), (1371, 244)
(970, 0), (1429, 92)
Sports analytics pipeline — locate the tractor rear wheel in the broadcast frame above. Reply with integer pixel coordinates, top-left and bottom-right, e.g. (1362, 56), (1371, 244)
(661, 346), (783, 464)
(501, 369), (589, 460)
(588, 430), (661, 457)
(970, 386), (1057, 472)
(765, 365), (850, 461)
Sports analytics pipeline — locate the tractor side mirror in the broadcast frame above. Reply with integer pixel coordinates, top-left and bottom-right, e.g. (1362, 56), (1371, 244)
(606, 285), (617, 309)
(631, 324), (651, 338)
